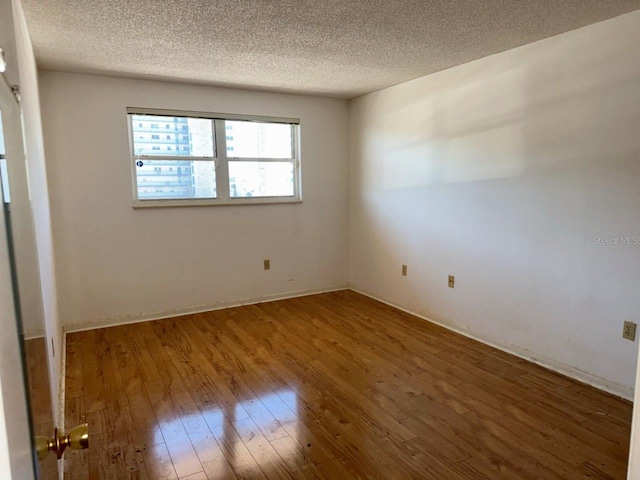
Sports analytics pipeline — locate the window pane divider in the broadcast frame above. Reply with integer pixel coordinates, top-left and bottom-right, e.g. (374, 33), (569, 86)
(214, 119), (230, 200)
(226, 157), (295, 163)
(134, 155), (216, 162)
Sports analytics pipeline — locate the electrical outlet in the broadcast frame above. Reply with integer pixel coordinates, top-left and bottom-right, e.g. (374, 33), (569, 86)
(448, 275), (455, 288)
(623, 321), (636, 341)
(402, 264), (407, 276)
(263, 259), (270, 270)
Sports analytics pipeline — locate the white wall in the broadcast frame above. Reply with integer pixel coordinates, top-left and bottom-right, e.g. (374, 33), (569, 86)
(39, 72), (350, 330)
(12, 0), (62, 425)
(350, 11), (640, 398)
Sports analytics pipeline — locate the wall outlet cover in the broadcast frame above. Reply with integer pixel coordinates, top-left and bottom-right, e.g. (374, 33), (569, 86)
(623, 321), (636, 341)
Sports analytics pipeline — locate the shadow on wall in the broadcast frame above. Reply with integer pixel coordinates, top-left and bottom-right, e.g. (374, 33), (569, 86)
(351, 14), (640, 393)
(376, 29), (640, 190)
(380, 64), (526, 189)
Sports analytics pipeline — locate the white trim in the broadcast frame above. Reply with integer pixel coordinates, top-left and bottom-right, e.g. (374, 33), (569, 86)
(226, 157), (296, 162)
(23, 332), (44, 341)
(351, 286), (634, 401)
(134, 155), (215, 162)
(127, 114), (139, 207)
(57, 332), (66, 479)
(128, 111), (302, 207)
(63, 286), (349, 334)
(0, 387), (11, 480)
(58, 332), (66, 431)
(126, 107), (299, 125)
(627, 342), (640, 477)
(133, 197), (301, 208)
(214, 115), (230, 200)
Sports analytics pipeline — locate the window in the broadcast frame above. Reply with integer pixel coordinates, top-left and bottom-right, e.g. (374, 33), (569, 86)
(128, 109), (300, 207)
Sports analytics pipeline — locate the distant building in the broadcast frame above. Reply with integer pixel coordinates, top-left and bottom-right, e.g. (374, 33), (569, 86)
(131, 115), (215, 199)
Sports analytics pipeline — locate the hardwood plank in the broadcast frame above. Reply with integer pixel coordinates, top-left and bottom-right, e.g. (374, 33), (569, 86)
(179, 472), (208, 480)
(143, 442), (178, 480)
(269, 435), (327, 480)
(170, 388), (239, 480)
(316, 458), (357, 480)
(65, 333), (85, 398)
(201, 404), (268, 480)
(144, 380), (204, 478)
(232, 416), (298, 479)
(456, 455), (523, 480)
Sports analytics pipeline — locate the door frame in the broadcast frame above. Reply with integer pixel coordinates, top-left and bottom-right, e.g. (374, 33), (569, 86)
(0, 72), (36, 479)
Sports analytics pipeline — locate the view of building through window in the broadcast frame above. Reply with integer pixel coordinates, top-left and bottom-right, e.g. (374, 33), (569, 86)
(131, 115), (295, 200)
(131, 115), (215, 199)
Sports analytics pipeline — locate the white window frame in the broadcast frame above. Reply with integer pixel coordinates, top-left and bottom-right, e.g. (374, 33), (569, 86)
(127, 107), (302, 208)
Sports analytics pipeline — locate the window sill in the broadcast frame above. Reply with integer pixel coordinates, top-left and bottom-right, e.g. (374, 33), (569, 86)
(132, 198), (303, 208)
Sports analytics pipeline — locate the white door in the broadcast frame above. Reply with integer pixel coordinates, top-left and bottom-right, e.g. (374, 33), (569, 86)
(0, 65), (58, 479)
(0, 70), (38, 479)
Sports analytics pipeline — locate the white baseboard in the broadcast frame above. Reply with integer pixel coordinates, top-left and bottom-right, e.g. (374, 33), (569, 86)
(23, 331), (44, 341)
(351, 286), (633, 401)
(63, 285), (349, 334)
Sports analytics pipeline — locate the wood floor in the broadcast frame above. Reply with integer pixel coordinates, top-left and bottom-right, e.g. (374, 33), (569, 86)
(64, 290), (632, 479)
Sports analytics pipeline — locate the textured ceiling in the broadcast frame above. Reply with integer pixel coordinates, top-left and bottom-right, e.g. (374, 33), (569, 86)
(21, 0), (640, 98)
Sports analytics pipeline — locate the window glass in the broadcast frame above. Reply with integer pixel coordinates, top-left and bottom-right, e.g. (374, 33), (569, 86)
(229, 161), (294, 197)
(225, 121), (292, 158)
(131, 115), (214, 157)
(135, 160), (216, 199)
